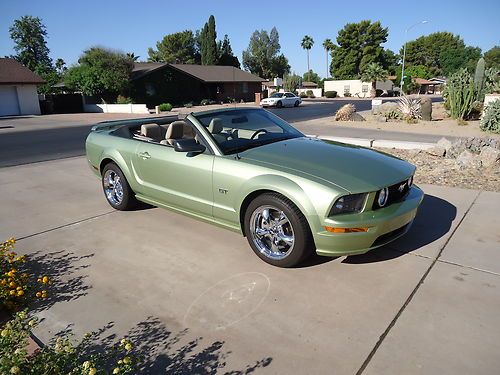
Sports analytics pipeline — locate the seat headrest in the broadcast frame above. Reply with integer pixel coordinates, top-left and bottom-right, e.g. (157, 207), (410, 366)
(166, 121), (185, 140)
(208, 118), (223, 134)
(140, 123), (161, 139)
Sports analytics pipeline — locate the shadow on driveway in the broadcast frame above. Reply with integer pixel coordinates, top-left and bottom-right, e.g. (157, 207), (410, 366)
(342, 194), (457, 264)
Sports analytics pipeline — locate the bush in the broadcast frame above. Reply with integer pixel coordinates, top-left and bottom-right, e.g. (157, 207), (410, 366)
(305, 90), (315, 98)
(299, 92), (307, 98)
(325, 91), (337, 98)
(398, 95), (422, 123)
(385, 109), (403, 120)
(375, 89), (383, 97)
(1, 238), (50, 311)
(116, 95), (132, 104)
(0, 310), (137, 375)
(480, 100), (500, 133)
(334, 104), (356, 121)
(184, 102), (193, 108)
(158, 103), (172, 112)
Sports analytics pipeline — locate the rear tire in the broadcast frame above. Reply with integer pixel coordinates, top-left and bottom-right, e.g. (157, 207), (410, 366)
(101, 163), (138, 211)
(244, 193), (314, 267)
(276, 101), (283, 108)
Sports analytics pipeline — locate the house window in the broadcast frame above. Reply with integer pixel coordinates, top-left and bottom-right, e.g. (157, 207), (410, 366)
(344, 85), (350, 94)
(362, 85), (369, 93)
(241, 82), (248, 93)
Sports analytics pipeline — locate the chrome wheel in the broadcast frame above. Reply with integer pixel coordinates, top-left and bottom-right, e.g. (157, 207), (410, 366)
(103, 169), (124, 206)
(249, 205), (295, 260)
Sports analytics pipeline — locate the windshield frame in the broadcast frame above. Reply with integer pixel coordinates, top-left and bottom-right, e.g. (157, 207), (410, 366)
(190, 108), (304, 155)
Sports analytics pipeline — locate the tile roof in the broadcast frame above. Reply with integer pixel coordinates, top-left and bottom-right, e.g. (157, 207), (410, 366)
(0, 58), (46, 84)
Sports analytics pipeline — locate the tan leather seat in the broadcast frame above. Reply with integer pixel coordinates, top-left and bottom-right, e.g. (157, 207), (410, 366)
(160, 121), (184, 145)
(140, 123), (162, 142)
(208, 118), (227, 143)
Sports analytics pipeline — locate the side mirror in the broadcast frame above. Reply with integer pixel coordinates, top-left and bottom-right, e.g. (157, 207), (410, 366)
(173, 138), (206, 154)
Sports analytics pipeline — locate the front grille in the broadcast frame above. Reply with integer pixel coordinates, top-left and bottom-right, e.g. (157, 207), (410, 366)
(372, 223), (409, 247)
(373, 179), (410, 210)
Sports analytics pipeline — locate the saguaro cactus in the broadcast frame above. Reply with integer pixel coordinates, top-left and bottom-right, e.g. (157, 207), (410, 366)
(474, 57), (486, 101)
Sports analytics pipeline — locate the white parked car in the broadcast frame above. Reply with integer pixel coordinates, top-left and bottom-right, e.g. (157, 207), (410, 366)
(260, 92), (302, 108)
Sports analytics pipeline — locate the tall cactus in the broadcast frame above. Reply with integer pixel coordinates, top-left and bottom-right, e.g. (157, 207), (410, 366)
(444, 68), (476, 120)
(474, 57), (486, 101)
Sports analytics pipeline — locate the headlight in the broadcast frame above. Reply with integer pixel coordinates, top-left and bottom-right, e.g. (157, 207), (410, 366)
(330, 193), (367, 215)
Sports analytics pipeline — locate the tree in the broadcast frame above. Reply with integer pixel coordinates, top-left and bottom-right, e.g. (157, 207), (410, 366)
(126, 52), (140, 62)
(283, 73), (302, 92)
(9, 15), (58, 93)
(322, 39), (334, 78)
(217, 34), (240, 67)
(330, 20), (388, 79)
(360, 62), (387, 97)
(440, 46), (481, 76)
(484, 46), (500, 69)
(55, 58), (66, 74)
(402, 32), (479, 76)
(64, 47), (133, 102)
(301, 35), (314, 73)
(147, 30), (196, 64)
(303, 70), (321, 84)
(242, 27), (290, 79)
(381, 49), (399, 75)
(200, 15), (218, 65)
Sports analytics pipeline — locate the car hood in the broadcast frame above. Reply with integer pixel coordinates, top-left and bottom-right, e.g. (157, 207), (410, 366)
(240, 137), (415, 193)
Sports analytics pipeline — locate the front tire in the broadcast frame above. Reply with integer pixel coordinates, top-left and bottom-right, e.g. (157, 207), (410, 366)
(294, 100), (300, 107)
(276, 101), (283, 108)
(101, 163), (137, 210)
(244, 193), (314, 267)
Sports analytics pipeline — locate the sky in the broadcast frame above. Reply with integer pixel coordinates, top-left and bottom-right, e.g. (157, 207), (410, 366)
(1, 0), (499, 78)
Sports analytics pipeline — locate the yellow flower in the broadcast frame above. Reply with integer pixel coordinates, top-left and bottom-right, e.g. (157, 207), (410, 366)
(28, 320), (36, 327)
(120, 338), (127, 345)
(124, 343), (132, 351)
(113, 368), (120, 374)
(17, 290), (24, 296)
(10, 366), (20, 374)
(123, 356), (131, 365)
(9, 290), (16, 296)
(9, 281), (16, 288)
(36, 292), (42, 298)
(42, 276), (49, 284)
(1, 329), (9, 337)
(82, 361), (91, 370)
(88, 368), (97, 375)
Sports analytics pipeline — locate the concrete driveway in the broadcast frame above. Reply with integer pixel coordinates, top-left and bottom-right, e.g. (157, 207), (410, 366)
(1, 157), (499, 374)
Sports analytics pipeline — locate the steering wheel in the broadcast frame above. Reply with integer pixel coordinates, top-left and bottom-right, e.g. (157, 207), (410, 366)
(250, 129), (268, 140)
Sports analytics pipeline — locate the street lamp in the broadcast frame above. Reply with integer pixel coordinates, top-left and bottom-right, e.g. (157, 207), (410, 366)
(400, 20), (428, 93)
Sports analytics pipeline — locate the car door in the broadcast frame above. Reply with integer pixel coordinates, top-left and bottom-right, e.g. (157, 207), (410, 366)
(132, 140), (214, 218)
(284, 93), (295, 107)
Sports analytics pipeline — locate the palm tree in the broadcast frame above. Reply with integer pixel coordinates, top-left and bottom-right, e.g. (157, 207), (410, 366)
(360, 62), (388, 98)
(301, 35), (314, 73)
(322, 39), (334, 78)
(126, 52), (140, 62)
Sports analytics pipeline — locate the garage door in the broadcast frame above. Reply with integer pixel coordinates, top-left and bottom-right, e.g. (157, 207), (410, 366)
(0, 86), (20, 116)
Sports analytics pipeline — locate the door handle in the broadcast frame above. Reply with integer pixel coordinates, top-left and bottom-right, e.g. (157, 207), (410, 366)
(138, 151), (151, 160)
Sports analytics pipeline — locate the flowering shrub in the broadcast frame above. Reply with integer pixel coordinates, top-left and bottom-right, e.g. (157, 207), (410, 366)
(0, 238), (51, 311)
(0, 310), (137, 374)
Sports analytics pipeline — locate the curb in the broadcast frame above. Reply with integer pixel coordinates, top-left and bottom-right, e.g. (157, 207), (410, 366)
(308, 135), (436, 150)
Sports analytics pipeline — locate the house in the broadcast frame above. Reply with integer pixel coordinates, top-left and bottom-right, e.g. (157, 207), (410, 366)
(323, 79), (395, 97)
(131, 63), (265, 107)
(0, 58), (45, 116)
(414, 78), (438, 94)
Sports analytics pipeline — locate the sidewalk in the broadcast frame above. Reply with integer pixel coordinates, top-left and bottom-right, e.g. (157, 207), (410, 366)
(1, 157), (499, 374)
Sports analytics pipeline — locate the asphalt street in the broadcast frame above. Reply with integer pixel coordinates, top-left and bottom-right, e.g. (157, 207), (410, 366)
(0, 98), (442, 167)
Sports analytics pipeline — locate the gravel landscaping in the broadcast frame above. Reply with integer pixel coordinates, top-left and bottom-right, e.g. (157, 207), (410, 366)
(377, 137), (500, 192)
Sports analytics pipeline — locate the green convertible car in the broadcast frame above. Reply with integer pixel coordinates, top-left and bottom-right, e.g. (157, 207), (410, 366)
(86, 107), (423, 267)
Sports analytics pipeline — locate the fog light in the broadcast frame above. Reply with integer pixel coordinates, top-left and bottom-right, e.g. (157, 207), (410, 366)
(378, 187), (389, 207)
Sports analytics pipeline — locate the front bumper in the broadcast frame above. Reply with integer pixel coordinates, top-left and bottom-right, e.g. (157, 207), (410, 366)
(260, 102), (276, 107)
(313, 185), (424, 257)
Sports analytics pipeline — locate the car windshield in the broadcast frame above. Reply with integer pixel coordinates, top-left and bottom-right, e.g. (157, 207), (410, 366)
(192, 108), (304, 155)
(270, 93), (283, 98)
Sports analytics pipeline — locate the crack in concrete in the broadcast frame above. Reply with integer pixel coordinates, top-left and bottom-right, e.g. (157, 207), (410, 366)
(16, 210), (117, 241)
(355, 190), (481, 375)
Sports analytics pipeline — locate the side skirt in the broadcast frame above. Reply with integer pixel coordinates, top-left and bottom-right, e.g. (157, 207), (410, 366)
(135, 194), (243, 235)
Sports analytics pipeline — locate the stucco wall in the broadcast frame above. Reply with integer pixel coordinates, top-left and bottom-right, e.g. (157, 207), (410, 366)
(324, 80), (394, 97)
(296, 88), (323, 98)
(16, 85), (41, 115)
